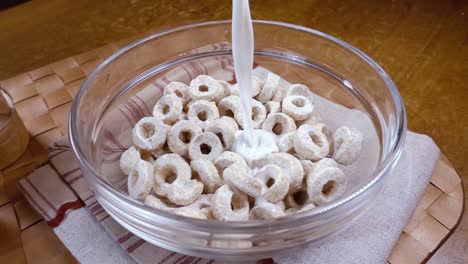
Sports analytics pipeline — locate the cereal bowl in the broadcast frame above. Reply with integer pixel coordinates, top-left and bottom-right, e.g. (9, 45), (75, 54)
(69, 20), (406, 260)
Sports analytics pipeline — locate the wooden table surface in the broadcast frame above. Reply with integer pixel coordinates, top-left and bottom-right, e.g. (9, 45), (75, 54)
(0, 0), (466, 262)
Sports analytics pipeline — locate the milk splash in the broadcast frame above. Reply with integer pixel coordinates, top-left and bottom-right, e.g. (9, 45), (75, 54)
(231, 0), (278, 162)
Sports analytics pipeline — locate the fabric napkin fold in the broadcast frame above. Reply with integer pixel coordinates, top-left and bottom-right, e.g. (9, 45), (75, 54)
(18, 43), (440, 263)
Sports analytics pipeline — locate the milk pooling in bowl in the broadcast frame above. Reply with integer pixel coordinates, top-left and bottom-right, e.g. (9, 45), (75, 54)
(231, 0), (279, 162)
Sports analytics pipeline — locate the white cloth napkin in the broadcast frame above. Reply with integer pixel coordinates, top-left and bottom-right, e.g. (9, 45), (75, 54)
(50, 131), (440, 264)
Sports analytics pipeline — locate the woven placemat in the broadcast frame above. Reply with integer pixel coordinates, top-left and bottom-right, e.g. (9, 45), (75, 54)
(0, 39), (464, 264)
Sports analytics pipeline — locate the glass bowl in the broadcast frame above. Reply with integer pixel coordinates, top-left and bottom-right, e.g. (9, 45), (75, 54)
(69, 20), (406, 261)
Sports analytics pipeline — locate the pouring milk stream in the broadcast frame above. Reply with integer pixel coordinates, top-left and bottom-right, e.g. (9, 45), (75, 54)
(231, 0), (279, 163)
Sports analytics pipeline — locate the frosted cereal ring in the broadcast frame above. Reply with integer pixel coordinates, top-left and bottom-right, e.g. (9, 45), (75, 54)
(132, 117), (168, 150)
(120, 146), (141, 175)
(297, 111), (322, 126)
(293, 123), (330, 161)
(271, 84), (287, 102)
(150, 142), (171, 159)
(145, 195), (207, 219)
(211, 185), (249, 221)
(223, 164), (262, 197)
(286, 202), (317, 215)
(307, 166), (346, 205)
(163, 81), (190, 105)
(250, 202), (285, 220)
(284, 187), (310, 209)
(220, 116), (239, 130)
(205, 118), (237, 149)
(257, 72), (280, 103)
(264, 101), (281, 115)
(128, 160), (154, 200)
(167, 120), (203, 157)
(190, 159), (222, 193)
(152, 94), (183, 125)
(153, 153), (191, 196)
(231, 76), (263, 97)
(214, 151), (248, 176)
(188, 75), (223, 101)
(189, 194), (213, 219)
(144, 195), (174, 212)
(261, 113), (297, 137)
(255, 165), (289, 203)
(168, 179), (204, 206)
(311, 158), (338, 173)
(278, 133), (295, 153)
(236, 99), (267, 129)
(188, 132), (224, 162)
(215, 80), (231, 102)
(287, 84), (314, 104)
(254, 153), (304, 191)
(282, 94), (314, 121)
(299, 159), (314, 176)
(218, 95), (241, 119)
(333, 126), (363, 165)
(187, 100), (220, 129)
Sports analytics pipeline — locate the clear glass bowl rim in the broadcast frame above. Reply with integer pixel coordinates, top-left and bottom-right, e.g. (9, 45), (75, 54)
(69, 20), (407, 231)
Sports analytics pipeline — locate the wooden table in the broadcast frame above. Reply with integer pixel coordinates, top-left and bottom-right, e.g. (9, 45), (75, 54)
(0, 0), (466, 263)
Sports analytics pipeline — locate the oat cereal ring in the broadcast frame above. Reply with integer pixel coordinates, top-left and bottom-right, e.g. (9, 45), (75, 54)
(285, 202), (317, 215)
(284, 187), (310, 209)
(190, 159), (222, 193)
(211, 185), (250, 221)
(214, 151), (248, 176)
(167, 120), (203, 157)
(255, 164), (289, 203)
(218, 95), (241, 119)
(311, 158), (338, 173)
(152, 94), (183, 125)
(257, 72), (280, 103)
(163, 81), (190, 104)
(145, 195), (207, 219)
(128, 160), (154, 200)
(293, 123), (330, 161)
(223, 164), (262, 197)
(282, 95), (314, 121)
(299, 159), (314, 176)
(250, 202), (285, 220)
(236, 99), (267, 129)
(153, 153), (191, 196)
(188, 132), (224, 162)
(132, 117), (168, 150)
(188, 75), (223, 101)
(189, 194), (213, 218)
(150, 142), (171, 159)
(120, 146), (141, 175)
(333, 126), (363, 165)
(271, 84), (287, 102)
(231, 76), (263, 97)
(254, 153), (304, 192)
(220, 116), (239, 131)
(167, 179), (204, 206)
(205, 118), (237, 149)
(278, 133), (295, 153)
(264, 101), (281, 115)
(261, 113), (297, 137)
(187, 100), (220, 129)
(174, 206), (207, 219)
(144, 195), (175, 212)
(297, 111), (322, 126)
(287, 84), (314, 104)
(307, 165), (346, 205)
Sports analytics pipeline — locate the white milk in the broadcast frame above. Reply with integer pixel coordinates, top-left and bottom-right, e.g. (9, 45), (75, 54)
(232, 0), (279, 163)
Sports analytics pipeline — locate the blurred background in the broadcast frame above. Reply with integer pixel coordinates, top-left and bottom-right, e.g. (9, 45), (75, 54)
(0, 0), (466, 262)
